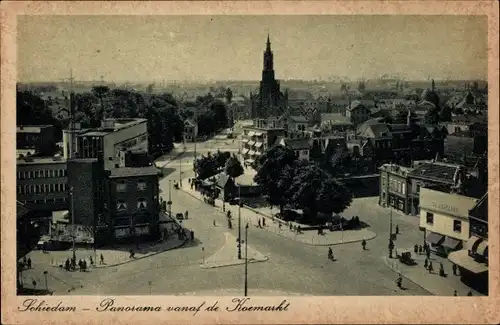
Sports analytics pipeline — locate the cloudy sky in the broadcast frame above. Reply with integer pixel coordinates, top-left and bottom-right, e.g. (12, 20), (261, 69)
(18, 15), (487, 82)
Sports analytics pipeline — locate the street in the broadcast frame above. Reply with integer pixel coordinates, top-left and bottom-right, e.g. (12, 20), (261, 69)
(60, 138), (432, 296)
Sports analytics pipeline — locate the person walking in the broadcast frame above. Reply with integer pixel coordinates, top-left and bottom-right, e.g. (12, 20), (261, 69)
(452, 263), (458, 276)
(258, 219), (261, 228)
(83, 259), (87, 272)
(396, 273), (402, 288)
(89, 256), (94, 267)
(362, 239), (367, 250)
(65, 258), (70, 271)
(454, 290), (458, 296)
(439, 262), (445, 277)
(428, 261), (434, 274)
(395, 225), (399, 234)
(27, 257), (32, 269)
(262, 218), (266, 227)
(426, 247), (431, 260)
(424, 258), (428, 269)
(419, 245), (423, 255)
(32, 279), (37, 289)
(100, 253), (104, 265)
(190, 230), (194, 241)
(414, 244), (418, 254)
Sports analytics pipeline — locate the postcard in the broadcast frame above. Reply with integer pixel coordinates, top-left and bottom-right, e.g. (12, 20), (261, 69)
(1, 1), (499, 324)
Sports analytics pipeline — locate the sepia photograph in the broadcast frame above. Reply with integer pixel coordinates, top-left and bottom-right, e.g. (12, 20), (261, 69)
(2, 1), (499, 324)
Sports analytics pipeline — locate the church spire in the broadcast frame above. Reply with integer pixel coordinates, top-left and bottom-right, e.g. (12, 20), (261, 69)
(266, 33), (271, 52)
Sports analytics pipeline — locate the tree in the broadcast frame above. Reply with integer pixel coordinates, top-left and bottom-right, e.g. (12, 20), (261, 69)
(194, 154), (218, 180)
(309, 139), (323, 160)
(254, 145), (297, 215)
(224, 155), (244, 180)
(358, 80), (366, 93)
(288, 161), (352, 224)
(225, 88), (233, 103)
(214, 150), (231, 170)
(91, 85), (110, 118)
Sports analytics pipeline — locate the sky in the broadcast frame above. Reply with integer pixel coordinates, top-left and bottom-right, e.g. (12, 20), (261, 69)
(17, 15), (487, 82)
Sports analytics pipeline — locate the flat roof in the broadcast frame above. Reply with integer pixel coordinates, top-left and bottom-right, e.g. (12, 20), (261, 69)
(17, 156), (67, 165)
(16, 125), (53, 133)
(109, 166), (160, 178)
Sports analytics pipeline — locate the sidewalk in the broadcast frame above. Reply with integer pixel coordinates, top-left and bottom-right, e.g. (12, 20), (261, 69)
(26, 235), (188, 271)
(154, 146), (187, 168)
(180, 179), (376, 246)
(201, 232), (268, 269)
(383, 248), (484, 296)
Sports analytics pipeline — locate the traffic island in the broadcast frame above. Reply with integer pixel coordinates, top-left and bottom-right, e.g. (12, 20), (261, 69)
(201, 232), (268, 269)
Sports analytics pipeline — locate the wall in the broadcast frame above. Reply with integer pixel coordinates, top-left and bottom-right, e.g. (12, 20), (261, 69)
(67, 159), (104, 226)
(17, 160), (69, 211)
(419, 188), (477, 241)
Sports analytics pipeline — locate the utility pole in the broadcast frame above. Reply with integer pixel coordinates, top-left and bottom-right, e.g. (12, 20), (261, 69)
(179, 156), (182, 187)
(244, 223), (249, 296)
(70, 187), (76, 261)
(238, 184), (242, 259)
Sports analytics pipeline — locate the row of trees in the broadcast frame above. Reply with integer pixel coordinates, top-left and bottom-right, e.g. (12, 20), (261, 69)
(17, 85), (232, 157)
(254, 146), (353, 224)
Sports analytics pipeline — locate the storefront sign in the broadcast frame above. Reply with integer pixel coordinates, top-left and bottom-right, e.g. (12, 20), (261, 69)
(431, 202), (458, 214)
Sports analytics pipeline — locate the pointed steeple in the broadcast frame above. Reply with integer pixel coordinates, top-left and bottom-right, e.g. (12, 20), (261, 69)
(266, 33), (271, 51)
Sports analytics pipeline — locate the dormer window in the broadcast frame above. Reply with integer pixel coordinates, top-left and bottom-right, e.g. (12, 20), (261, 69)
(137, 198), (147, 210)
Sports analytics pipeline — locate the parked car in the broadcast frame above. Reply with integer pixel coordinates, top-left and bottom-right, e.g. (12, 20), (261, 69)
(175, 213), (184, 220)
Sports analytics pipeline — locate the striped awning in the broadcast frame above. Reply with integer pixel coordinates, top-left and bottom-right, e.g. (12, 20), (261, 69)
(255, 142), (263, 148)
(254, 132), (263, 136)
(242, 139), (249, 143)
(249, 150), (256, 155)
(242, 149), (249, 154)
(248, 141), (256, 146)
(466, 236), (482, 251)
(254, 151), (262, 156)
(247, 131), (255, 137)
(448, 249), (488, 274)
(476, 240), (488, 256)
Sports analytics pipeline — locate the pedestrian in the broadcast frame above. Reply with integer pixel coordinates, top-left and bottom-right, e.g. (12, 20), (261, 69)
(100, 253), (104, 265)
(190, 230), (194, 241)
(452, 263), (458, 276)
(396, 273), (402, 288)
(262, 218), (266, 227)
(129, 249), (134, 259)
(83, 259), (87, 272)
(419, 245), (423, 255)
(439, 263), (445, 277)
(426, 248), (431, 260)
(23, 256), (27, 266)
(289, 223), (293, 231)
(414, 244), (418, 254)
(297, 226), (301, 234)
(258, 219), (261, 228)
(279, 223), (282, 229)
(65, 259), (70, 271)
(89, 256), (94, 267)
(213, 220), (216, 227)
(32, 279), (37, 289)
(454, 290), (458, 296)
(428, 261), (434, 274)
(78, 259), (82, 272)
(362, 239), (367, 250)
(27, 257), (32, 269)
(395, 225), (399, 234)
(424, 258), (428, 269)
(467, 290), (472, 296)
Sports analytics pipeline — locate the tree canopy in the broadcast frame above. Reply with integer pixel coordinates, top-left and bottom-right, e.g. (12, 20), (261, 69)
(224, 154), (244, 180)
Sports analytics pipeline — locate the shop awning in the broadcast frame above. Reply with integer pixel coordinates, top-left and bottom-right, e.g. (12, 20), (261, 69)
(254, 132), (263, 137)
(247, 131), (255, 137)
(442, 236), (462, 250)
(242, 149), (249, 154)
(255, 142), (263, 148)
(466, 236), (482, 251)
(242, 139), (249, 143)
(448, 249), (488, 274)
(245, 159), (255, 163)
(248, 141), (256, 146)
(476, 240), (488, 256)
(248, 150), (256, 155)
(254, 151), (262, 156)
(426, 231), (445, 245)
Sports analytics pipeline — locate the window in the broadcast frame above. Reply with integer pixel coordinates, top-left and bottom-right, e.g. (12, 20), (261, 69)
(453, 220), (462, 233)
(116, 182), (127, 192)
(426, 212), (434, 225)
(137, 181), (147, 191)
(116, 201), (127, 211)
(416, 183), (421, 193)
(402, 183), (406, 195)
(17, 185), (21, 194)
(45, 170), (50, 178)
(137, 198), (147, 210)
(302, 150), (308, 155)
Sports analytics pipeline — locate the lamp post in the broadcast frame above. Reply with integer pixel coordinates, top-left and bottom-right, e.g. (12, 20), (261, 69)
(43, 271), (48, 292)
(238, 184), (242, 260)
(388, 207), (394, 258)
(179, 156), (182, 187)
(244, 223), (249, 297)
(168, 180), (172, 217)
(70, 187), (76, 261)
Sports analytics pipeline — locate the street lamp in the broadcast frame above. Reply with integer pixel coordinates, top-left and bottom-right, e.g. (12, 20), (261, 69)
(238, 184), (242, 260)
(179, 156), (182, 187)
(388, 207), (394, 258)
(168, 180), (172, 217)
(43, 271), (48, 292)
(244, 223), (249, 297)
(70, 187), (76, 261)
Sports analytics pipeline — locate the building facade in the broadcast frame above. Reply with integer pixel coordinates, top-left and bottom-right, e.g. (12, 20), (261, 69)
(17, 156), (69, 212)
(379, 164), (412, 214)
(345, 101), (371, 125)
(183, 119), (198, 142)
(101, 167), (161, 244)
(241, 120), (286, 164)
(419, 188), (478, 256)
(448, 193), (488, 294)
(64, 118), (148, 171)
(275, 136), (310, 161)
(250, 34), (288, 119)
(17, 125), (56, 156)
